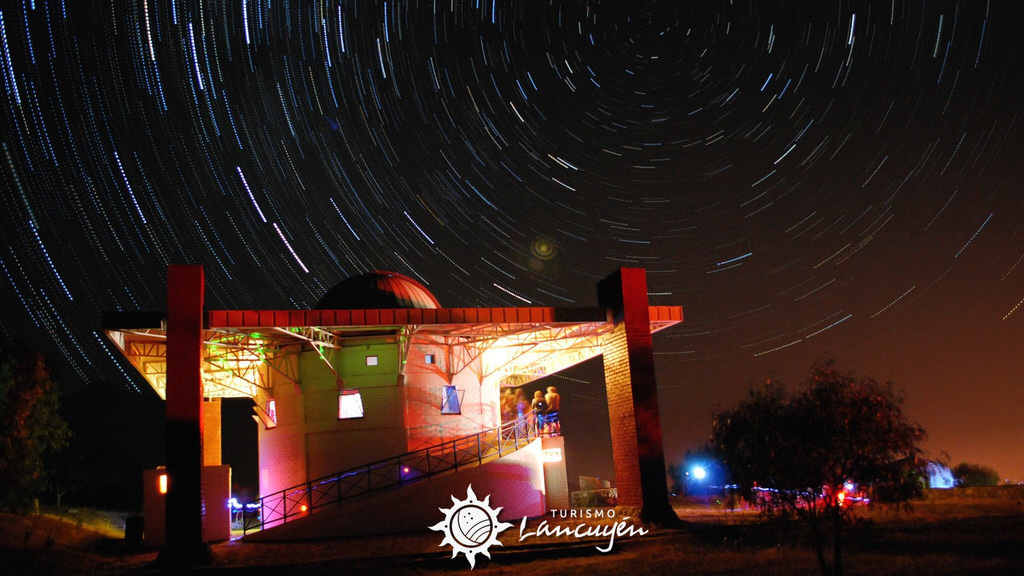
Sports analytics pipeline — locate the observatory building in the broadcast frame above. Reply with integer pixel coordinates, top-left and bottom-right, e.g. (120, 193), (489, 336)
(104, 266), (682, 547)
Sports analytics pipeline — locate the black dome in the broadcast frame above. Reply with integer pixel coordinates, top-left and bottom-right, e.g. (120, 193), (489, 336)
(315, 271), (441, 310)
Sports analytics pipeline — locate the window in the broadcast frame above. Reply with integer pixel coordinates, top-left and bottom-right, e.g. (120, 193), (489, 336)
(338, 389), (365, 419)
(365, 355), (378, 366)
(440, 385), (462, 415)
(266, 399), (278, 428)
(424, 353), (435, 365)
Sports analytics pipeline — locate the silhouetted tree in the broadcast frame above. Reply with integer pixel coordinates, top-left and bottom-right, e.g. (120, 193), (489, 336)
(0, 344), (71, 512)
(952, 462), (1000, 487)
(707, 361), (926, 576)
(666, 461), (684, 495)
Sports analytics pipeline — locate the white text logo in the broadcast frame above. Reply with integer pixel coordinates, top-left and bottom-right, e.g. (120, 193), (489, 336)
(429, 485), (514, 569)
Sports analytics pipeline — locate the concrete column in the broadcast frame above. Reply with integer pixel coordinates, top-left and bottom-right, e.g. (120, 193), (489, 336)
(160, 265), (212, 565)
(597, 268), (677, 524)
(542, 435), (570, 510)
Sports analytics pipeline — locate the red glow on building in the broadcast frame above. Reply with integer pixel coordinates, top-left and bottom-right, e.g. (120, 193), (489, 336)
(104, 267), (683, 542)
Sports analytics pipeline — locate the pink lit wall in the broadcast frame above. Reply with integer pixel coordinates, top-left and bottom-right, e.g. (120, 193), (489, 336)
(258, 357), (306, 497)
(403, 336), (501, 452)
(259, 333), (507, 502)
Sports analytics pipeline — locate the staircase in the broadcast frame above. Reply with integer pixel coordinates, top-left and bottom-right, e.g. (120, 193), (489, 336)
(242, 414), (542, 534)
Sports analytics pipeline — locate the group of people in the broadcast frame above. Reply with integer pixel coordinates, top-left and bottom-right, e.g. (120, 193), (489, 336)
(501, 385), (561, 435)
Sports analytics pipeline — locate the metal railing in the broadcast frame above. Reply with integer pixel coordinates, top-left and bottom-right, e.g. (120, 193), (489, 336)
(242, 413), (542, 534)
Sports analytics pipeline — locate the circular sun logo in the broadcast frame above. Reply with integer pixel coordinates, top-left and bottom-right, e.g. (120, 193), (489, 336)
(429, 485), (514, 569)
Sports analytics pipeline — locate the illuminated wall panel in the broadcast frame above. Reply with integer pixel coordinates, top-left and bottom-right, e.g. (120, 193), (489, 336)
(310, 345), (405, 478)
(402, 338), (501, 452)
(336, 336), (400, 378)
(258, 356), (307, 497)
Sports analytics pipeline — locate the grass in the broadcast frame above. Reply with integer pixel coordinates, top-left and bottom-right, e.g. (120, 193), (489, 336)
(1, 495), (1021, 575)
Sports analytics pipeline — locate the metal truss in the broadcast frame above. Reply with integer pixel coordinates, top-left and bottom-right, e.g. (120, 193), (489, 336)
(405, 321), (613, 388)
(105, 309), (680, 399)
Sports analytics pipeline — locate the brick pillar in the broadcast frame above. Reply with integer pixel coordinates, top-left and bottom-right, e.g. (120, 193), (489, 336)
(203, 398), (222, 467)
(159, 265), (212, 565)
(597, 268), (677, 524)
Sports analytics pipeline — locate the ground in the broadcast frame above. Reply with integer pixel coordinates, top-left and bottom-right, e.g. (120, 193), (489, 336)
(1, 494), (1022, 575)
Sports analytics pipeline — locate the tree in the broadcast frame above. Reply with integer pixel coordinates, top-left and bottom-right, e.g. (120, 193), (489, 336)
(952, 462), (1000, 487)
(707, 361), (926, 576)
(0, 343), (71, 512)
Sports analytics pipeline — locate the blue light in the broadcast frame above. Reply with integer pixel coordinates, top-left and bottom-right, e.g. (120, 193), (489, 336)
(927, 461), (955, 489)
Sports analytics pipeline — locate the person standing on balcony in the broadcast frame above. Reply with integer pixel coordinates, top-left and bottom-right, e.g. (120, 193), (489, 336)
(531, 390), (548, 432)
(514, 388), (530, 436)
(501, 388), (516, 422)
(514, 388), (529, 418)
(544, 386), (561, 435)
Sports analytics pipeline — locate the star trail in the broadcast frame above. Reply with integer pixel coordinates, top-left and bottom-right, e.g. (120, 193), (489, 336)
(1, 1), (1022, 480)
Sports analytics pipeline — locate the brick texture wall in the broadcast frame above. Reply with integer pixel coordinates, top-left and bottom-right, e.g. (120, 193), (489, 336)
(602, 324), (642, 507)
(202, 398), (221, 467)
(598, 269), (676, 523)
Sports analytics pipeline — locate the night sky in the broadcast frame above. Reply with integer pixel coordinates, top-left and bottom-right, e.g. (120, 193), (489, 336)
(1, 1), (1021, 486)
